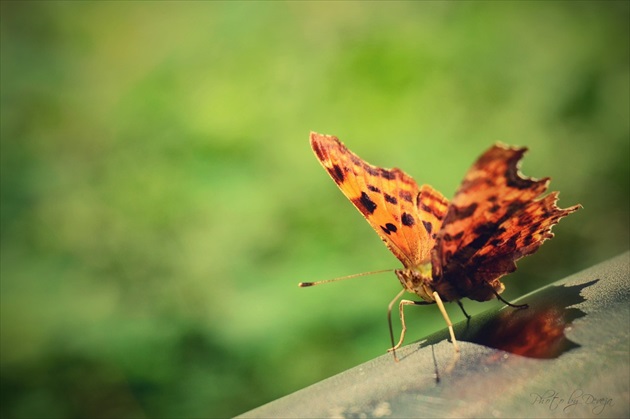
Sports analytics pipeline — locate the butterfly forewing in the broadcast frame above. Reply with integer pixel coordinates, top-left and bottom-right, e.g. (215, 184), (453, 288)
(310, 132), (435, 268)
(417, 184), (449, 247)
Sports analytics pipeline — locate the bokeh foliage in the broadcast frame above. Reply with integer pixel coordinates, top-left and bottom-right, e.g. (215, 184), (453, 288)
(1, 2), (628, 418)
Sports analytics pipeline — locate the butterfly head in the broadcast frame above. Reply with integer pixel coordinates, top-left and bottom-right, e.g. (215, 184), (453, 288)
(395, 263), (436, 303)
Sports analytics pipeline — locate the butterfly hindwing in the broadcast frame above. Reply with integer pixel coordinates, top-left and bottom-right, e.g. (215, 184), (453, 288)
(433, 143), (581, 301)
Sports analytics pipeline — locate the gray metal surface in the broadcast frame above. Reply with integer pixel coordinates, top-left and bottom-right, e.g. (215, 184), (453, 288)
(240, 252), (629, 418)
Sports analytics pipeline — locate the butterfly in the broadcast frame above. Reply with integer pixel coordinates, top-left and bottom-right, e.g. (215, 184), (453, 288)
(302, 132), (581, 360)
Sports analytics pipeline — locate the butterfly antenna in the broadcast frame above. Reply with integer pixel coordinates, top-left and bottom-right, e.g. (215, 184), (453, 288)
(298, 269), (393, 287)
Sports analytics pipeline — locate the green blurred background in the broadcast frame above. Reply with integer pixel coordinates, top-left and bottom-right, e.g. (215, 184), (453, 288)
(1, 1), (628, 418)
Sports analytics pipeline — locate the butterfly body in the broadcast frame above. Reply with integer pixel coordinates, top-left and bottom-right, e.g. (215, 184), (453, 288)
(308, 131), (581, 355)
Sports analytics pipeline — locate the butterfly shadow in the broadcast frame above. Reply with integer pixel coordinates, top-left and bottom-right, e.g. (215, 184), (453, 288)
(415, 278), (599, 360)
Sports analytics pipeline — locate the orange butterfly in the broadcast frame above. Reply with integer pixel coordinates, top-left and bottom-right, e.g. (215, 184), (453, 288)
(302, 132), (581, 360)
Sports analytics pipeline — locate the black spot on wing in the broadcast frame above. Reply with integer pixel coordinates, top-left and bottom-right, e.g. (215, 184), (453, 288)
(363, 164), (379, 176)
(506, 234), (519, 248)
(384, 193), (398, 204)
(488, 203), (500, 213)
(422, 220), (433, 235)
(399, 190), (413, 203)
(504, 149), (539, 190)
(401, 212), (415, 226)
(421, 190), (445, 204)
(367, 185), (380, 193)
(506, 171), (535, 189)
(380, 223), (398, 235)
(327, 164), (345, 183)
(311, 140), (326, 162)
(473, 221), (497, 236)
(353, 191), (377, 214)
(380, 169), (396, 180)
(419, 203), (440, 220)
(443, 203), (478, 224)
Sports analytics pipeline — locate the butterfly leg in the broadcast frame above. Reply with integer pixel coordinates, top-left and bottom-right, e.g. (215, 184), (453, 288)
(386, 289), (430, 362)
(434, 292), (462, 375)
(388, 300), (431, 357)
(386, 288), (406, 362)
(491, 288), (529, 309)
(433, 291), (460, 353)
(456, 300), (471, 321)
